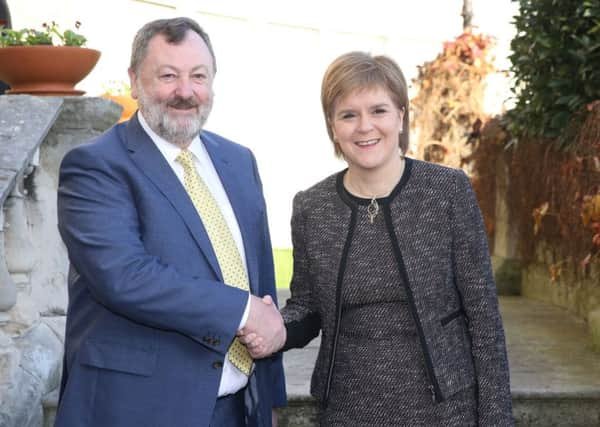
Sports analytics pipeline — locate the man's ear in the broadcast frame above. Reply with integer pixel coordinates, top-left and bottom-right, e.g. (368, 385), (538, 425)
(128, 68), (138, 100)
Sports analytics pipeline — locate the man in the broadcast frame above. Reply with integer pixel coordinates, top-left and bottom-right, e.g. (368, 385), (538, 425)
(55, 17), (286, 427)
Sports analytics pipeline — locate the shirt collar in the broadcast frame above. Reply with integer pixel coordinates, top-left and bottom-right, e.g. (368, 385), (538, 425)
(137, 111), (207, 165)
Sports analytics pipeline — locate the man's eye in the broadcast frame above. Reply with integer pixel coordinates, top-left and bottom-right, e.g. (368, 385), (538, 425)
(160, 74), (176, 81)
(192, 73), (207, 80)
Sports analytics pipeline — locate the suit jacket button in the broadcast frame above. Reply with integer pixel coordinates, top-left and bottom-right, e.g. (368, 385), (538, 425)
(213, 339), (220, 346)
(203, 336), (211, 344)
(212, 361), (223, 369)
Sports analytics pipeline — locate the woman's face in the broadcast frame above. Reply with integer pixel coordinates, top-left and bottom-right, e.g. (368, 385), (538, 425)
(331, 85), (404, 175)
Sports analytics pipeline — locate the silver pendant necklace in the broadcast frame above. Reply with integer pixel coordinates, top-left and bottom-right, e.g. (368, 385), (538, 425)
(366, 196), (379, 224)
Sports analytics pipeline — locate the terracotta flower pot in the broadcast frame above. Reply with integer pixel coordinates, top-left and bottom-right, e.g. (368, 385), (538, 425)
(0, 45), (101, 95)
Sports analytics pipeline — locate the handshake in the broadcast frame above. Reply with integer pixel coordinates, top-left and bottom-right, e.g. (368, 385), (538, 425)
(237, 294), (286, 359)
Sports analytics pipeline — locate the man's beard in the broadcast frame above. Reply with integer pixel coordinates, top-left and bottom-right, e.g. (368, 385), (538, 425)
(136, 82), (213, 146)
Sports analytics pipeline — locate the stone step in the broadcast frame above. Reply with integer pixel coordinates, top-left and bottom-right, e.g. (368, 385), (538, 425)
(276, 295), (600, 426)
(42, 388), (600, 427)
(44, 296), (600, 427)
(275, 391), (600, 426)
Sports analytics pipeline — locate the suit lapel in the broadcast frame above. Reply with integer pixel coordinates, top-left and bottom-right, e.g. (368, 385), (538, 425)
(124, 115), (222, 280)
(201, 133), (260, 295)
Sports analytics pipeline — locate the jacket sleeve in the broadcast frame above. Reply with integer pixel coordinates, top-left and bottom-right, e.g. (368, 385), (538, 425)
(451, 170), (514, 426)
(280, 191), (321, 351)
(249, 152), (287, 408)
(57, 145), (248, 353)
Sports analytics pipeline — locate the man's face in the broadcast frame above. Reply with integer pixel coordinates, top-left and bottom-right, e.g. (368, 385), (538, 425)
(129, 30), (214, 147)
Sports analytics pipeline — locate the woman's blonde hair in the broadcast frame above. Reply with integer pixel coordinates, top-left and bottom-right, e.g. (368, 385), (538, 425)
(321, 51), (409, 156)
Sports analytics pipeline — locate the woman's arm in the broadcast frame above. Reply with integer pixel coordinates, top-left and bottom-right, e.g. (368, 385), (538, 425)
(281, 191), (321, 350)
(451, 170), (514, 426)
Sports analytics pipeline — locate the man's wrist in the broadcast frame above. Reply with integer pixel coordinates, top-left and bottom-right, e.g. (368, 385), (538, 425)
(238, 293), (251, 329)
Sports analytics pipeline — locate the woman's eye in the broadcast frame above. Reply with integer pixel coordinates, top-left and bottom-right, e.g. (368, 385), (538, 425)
(374, 108), (387, 114)
(340, 113), (355, 120)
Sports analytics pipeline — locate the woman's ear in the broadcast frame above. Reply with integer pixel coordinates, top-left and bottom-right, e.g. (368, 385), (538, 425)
(398, 107), (406, 127)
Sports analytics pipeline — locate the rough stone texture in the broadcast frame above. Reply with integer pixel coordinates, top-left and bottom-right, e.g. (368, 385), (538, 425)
(492, 256), (522, 296)
(41, 97), (121, 186)
(0, 324), (62, 427)
(0, 96), (120, 427)
(0, 96), (63, 206)
(589, 309), (600, 353)
(42, 388), (59, 427)
(277, 398), (319, 427)
(492, 155), (522, 296)
(521, 260), (600, 325)
(0, 230), (17, 314)
(512, 396), (600, 427)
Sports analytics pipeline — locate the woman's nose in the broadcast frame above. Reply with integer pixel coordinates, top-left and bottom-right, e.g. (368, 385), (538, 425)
(357, 115), (374, 132)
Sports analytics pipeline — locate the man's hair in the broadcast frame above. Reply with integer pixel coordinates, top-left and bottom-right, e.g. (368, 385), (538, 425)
(321, 51), (409, 156)
(130, 17), (216, 74)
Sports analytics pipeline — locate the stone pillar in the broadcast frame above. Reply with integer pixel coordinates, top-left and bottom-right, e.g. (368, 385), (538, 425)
(492, 153), (522, 295)
(0, 211), (17, 322)
(4, 183), (39, 333)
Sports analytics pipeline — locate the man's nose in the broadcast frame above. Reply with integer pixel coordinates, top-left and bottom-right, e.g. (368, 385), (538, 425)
(175, 77), (194, 98)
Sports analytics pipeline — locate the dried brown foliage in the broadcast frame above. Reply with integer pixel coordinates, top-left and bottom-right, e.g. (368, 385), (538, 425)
(410, 31), (495, 172)
(471, 103), (600, 278)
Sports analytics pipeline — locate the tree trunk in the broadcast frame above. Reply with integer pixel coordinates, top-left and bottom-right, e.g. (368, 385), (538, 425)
(462, 0), (473, 32)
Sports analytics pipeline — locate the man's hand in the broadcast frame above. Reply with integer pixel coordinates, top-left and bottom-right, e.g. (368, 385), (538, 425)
(237, 295), (286, 358)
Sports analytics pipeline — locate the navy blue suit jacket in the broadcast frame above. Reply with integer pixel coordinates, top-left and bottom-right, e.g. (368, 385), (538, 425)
(55, 114), (286, 427)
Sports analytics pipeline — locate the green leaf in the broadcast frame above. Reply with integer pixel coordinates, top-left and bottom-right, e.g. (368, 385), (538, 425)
(548, 79), (570, 89)
(556, 95), (575, 105)
(567, 96), (584, 110)
(549, 111), (571, 129)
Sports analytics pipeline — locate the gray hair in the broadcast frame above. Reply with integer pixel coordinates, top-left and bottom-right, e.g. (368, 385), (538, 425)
(130, 17), (216, 74)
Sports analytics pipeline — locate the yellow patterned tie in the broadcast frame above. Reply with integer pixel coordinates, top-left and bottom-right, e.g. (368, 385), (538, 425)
(176, 149), (253, 375)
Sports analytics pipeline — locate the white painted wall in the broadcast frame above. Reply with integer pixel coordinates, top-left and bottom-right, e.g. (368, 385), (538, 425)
(9, 0), (518, 247)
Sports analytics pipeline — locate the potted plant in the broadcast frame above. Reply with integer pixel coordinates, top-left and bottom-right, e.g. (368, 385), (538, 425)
(0, 21), (100, 95)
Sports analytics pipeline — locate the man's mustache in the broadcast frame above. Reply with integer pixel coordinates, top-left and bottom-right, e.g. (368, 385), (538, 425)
(167, 97), (200, 109)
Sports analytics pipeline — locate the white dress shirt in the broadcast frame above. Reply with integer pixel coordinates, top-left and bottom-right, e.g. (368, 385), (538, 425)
(138, 113), (251, 396)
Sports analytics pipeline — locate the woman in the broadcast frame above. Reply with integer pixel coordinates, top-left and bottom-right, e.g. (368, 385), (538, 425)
(244, 51), (513, 426)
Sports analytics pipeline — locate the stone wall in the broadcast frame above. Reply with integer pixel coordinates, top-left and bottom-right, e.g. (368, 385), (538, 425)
(0, 95), (120, 427)
(490, 153), (600, 352)
(521, 250), (600, 351)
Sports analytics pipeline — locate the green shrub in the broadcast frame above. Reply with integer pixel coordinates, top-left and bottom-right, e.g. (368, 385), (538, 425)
(508, 0), (600, 145)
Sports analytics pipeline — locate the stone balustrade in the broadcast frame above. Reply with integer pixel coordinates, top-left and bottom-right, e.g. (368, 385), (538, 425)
(0, 95), (121, 427)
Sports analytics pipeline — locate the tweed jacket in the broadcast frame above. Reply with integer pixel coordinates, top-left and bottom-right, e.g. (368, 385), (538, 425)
(281, 158), (514, 426)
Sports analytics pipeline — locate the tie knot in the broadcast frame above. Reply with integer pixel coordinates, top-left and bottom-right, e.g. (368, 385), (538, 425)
(176, 150), (195, 170)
